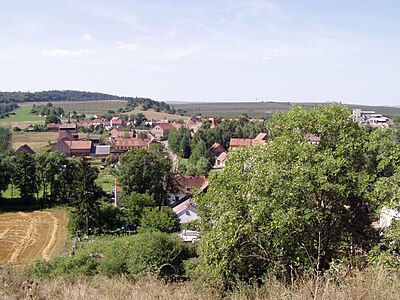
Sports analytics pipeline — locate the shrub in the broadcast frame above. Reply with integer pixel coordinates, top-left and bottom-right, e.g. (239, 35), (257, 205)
(139, 207), (181, 233)
(31, 232), (195, 280)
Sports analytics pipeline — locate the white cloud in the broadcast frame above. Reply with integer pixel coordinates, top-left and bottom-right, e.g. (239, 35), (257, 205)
(83, 34), (92, 40)
(40, 49), (94, 58)
(115, 41), (137, 51)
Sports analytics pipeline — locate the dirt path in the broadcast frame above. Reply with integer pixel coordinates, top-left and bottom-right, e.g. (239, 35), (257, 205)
(0, 210), (68, 265)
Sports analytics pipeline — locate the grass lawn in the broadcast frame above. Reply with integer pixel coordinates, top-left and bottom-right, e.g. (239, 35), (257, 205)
(96, 170), (115, 193)
(13, 131), (59, 153)
(0, 104), (45, 127)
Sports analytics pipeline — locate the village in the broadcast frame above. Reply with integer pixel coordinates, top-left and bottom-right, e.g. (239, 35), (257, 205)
(10, 105), (394, 244)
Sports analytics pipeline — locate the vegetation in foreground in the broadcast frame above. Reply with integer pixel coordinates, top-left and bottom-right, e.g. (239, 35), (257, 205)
(2, 266), (400, 300)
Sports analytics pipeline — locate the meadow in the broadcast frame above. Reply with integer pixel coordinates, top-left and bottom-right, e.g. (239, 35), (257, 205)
(172, 101), (400, 118)
(12, 131), (59, 153)
(0, 104), (45, 127)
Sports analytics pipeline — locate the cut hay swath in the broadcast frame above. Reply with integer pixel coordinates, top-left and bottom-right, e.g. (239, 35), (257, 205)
(0, 210), (68, 265)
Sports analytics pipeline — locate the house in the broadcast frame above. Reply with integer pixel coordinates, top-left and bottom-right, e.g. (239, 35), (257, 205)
(59, 123), (77, 133)
(26, 124), (35, 132)
(47, 123), (60, 131)
(215, 152), (227, 168)
(109, 128), (134, 142)
(229, 138), (253, 149)
(58, 130), (76, 142)
(305, 133), (321, 145)
(252, 133), (268, 146)
(209, 142), (226, 157)
(168, 175), (208, 205)
(110, 117), (125, 128)
(172, 199), (200, 224)
(112, 138), (156, 154)
(87, 134), (102, 143)
(92, 145), (111, 157)
(51, 140), (92, 156)
(15, 144), (35, 155)
(150, 123), (175, 139)
(186, 116), (203, 132)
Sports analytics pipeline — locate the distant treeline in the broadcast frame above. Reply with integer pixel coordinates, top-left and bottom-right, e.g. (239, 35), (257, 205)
(0, 90), (182, 115)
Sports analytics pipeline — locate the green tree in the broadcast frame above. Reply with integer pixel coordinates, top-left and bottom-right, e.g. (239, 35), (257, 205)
(118, 148), (174, 207)
(11, 151), (38, 202)
(196, 104), (385, 287)
(0, 154), (10, 196)
(73, 157), (102, 235)
(139, 207), (181, 233)
(121, 192), (156, 230)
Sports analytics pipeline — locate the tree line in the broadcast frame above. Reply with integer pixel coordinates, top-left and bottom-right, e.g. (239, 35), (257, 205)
(0, 90), (183, 116)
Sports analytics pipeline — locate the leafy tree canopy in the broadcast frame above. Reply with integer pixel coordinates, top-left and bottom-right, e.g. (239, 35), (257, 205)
(196, 103), (400, 287)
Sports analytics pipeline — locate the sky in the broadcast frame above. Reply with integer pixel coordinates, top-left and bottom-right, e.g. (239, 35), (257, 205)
(0, 0), (399, 106)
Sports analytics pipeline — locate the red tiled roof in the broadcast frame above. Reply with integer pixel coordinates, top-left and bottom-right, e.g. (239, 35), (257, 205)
(114, 138), (150, 147)
(156, 123), (175, 130)
(172, 199), (198, 214)
(254, 133), (268, 141)
(175, 176), (208, 194)
(230, 138), (252, 147)
(65, 141), (92, 150)
(216, 151), (227, 162)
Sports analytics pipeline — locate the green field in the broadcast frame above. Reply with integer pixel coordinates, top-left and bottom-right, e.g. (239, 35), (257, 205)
(52, 100), (128, 115)
(0, 104), (45, 126)
(173, 101), (400, 118)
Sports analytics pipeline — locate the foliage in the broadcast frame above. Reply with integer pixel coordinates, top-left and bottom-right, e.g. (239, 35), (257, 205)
(118, 148), (174, 207)
(0, 154), (10, 196)
(195, 104), (397, 288)
(0, 101), (18, 118)
(31, 232), (195, 279)
(120, 192), (156, 230)
(139, 207), (181, 234)
(0, 127), (12, 152)
(72, 156), (103, 235)
(9, 151), (38, 201)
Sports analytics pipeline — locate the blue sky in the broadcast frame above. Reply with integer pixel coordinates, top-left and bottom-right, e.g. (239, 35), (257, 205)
(0, 0), (399, 105)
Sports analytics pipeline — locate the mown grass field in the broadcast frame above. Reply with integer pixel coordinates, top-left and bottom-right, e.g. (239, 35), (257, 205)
(12, 131), (59, 153)
(0, 104), (45, 127)
(173, 101), (400, 118)
(0, 209), (68, 266)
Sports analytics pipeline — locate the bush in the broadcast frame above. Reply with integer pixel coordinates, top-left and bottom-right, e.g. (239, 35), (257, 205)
(31, 232), (195, 280)
(139, 207), (181, 233)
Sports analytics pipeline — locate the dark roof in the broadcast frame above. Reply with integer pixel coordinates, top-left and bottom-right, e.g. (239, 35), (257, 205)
(15, 144), (35, 155)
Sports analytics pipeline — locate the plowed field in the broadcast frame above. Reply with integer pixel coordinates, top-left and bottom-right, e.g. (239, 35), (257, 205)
(0, 210), (68, 265)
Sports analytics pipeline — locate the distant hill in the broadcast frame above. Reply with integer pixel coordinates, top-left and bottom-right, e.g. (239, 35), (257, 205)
(172, 101), (400, 118)
(0, 90), (180, 115)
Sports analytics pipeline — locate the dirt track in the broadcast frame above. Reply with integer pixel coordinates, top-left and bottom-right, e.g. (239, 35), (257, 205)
(0, 210), (68, 265)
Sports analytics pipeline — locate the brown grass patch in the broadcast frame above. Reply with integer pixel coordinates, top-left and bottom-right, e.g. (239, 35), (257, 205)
(0, 210), (68, 266)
